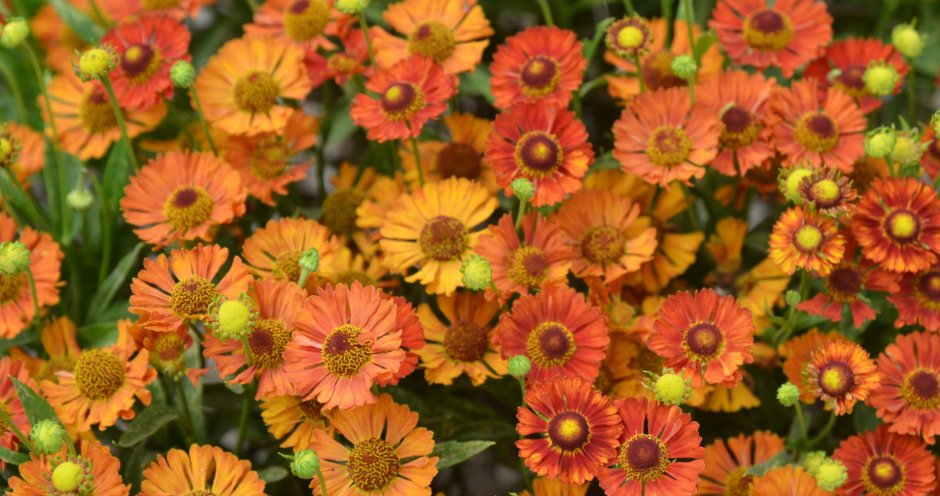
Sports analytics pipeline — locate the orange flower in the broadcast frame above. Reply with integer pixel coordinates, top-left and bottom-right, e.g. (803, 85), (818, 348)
(834, 426), (937, 496)
(45, 71), (166, 160)
(922, 127), (940, 181)
(317, 246), (393, 289)
(698, 70), (777, 176)
(890, 268), (940, 331)
(308, 394), (438, 495)
(495, 285), (609, 382)
(242, 218), (341, 291)
(486, 103), (593, 207)
(305, 25), (370, 88)
(129, 244), (252, 332)
(490, 26), (585, 110)
(805, 340), (879, 415)
(261, 395), (333, 452)
(30, 4), (90, 73)
(140, 444), (266, 496)
(194, 36), (311, 136)
(372, 0), (493, 74)
(0, 358), (35, 460)
(595, 332), (655, 400)
(598, 397), (705, 496)
(100, 16), (191, 110)
(613, 87), (720, 185)
(129, 321), (204, 384)
(0, 122), (44, 186)
(8, 440), (129, 496)
(853, 178), (940, 273)
(243, 0), (344, 52)
(121, 151), (246, 247)
(697, 431), (785, 495)
(552, 189), (658, 283)
(351, 55), (456, 142)
(710, 0), (832, 77)
(0, 212), (64, 339)
(284, 282), (406, 410)
(871, 332), (940, 445)
(772, 79), (866, 172)
(10, 316), (81, 383)
(779, 329), (851, 403)
(225, 108), (318, 206)
(649, 289), (755, 388)
(106, 0), (215, 20)
(516, 377), (623, 484)
(804, 38), (909, 114)
(798, 261), (898, 328)
(769, 207), (846, 275)
(797, 167), (858, 216)
(747, 465), (830, 496)
(374, 292), (425, 387)
(521, 478), (589, 496)
(415, 291), (505, 386)
(400, 112), (499, 193)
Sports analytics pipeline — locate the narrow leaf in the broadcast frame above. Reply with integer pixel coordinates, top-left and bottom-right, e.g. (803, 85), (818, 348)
(118, 405), (178, 447)
(102, 146), (131, 213)
(87, 243), (144, 322)
(12, 378), (60, 426)
(0, 169), (46, 229)
(258, 466), (288, 483)
(431, 440), (495, 469)
(0, 446), (28, 465)
(47, 0), (104, 44)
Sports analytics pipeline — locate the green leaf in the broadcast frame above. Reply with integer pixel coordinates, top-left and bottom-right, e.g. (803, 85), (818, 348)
(86, 243), (144, 322)
(0, 446), (28, 465)
(583, 17), (616, 64)
(47, 0), (104, 44)
(102, 146), (132, 214)
(459, 67), (493, 104)
(431, 440), (495, 469)
(0, 168), (47, 229)
(118, 405), (179, 447)
(12, 378), (60, 426)
(258, 466), (289, 483)
(692, 30), (717, 61)
(77, 322), (119, 348)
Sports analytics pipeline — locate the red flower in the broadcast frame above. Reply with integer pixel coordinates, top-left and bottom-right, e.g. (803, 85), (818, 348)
(490, 26), (586, 110)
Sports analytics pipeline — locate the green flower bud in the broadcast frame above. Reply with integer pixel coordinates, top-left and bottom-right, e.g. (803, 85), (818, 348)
(335, 0), (370, 14)
(0, 137), (13, 163)
(298, 248), (319, 287)
(52, 461), (84, 492)
(892, 133), (925, 166)
(508, 355), (531, 378)
(67, 187), (94, 212)
(670, 54), (697, 80)
(864, 127), (896, 158)
(779, 167), (813, 203)
(802, 451), (827, 475)
(30, 420), (68, 455)
(652, 371), (690, 406)
(813, 459), (848, 491)
(862, 63), (899, 97)
(460, 254), (492, 291)
(290, 449), (321, 479)
(0, 18), (29, 49)
(170, 60), (196, 88)
(892, 23), (924, 59)
(784, 290), (801, 306)
(0, 241), (31, 275)
(776, 382), (801, 407)
(76, 47), (115, 80)
(511, 178), (535, 203)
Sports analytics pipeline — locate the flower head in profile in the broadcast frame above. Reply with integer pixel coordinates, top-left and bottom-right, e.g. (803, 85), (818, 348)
(242, 218), (342, 291)
(8, 440), (129, 496)
(261, 395), (333, 452)
(805, 340), (879, 415)
(833, 426), (936, 496)
(490, 26), (586, 110)
(141, 444), (266, 496)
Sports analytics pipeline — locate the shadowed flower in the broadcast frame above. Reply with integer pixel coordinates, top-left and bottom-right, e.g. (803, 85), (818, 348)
(261, 395), (334, 452)
(400, 113), (499, 193)
(890, 268), (940, 331)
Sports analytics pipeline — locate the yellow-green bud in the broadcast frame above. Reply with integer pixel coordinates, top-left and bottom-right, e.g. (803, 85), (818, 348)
(216, 299), (253, 340)
(892, 134), (925, 165)
(298, 248), (319, 287)
(77, 48), (115, 80)
(508, 355), (531, 378)
(0, 18), (29, 49)
(784, 290), (801, 306)
(802, 451), (827, 475)
(777, 382), (801, 407)
(67, 187), (94, 212)
(653, 372), (690, 406)
(335, 0), (370, 14)
(0, 241), (30, 275)
(52, 461), (84, 492)
(813, 459), (848, 491)
(862, 63), (899, 96)
(781, 167), (813, 202)
(0, 137), (12, 162)
(290, 449), (321, 479)
(30, 420), (67, 455)
(460, 254), (492, 291)
(670, 54), (697, 80)
(865, 127), (896, 158)
(511, 178), (535, 202)
(931, 110), (940, 135)
(170, 60), (196, 88)
(892, 23), (924, 59)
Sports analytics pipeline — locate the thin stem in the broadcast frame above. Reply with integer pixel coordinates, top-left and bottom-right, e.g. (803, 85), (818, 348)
(794, 404), (808, 439)
(410, 136), (425, 187)
(358, 12), (377, 68)
(189, 90), (219, 156)
(246, 0), (259, 14)
(234, 384), (253, 456)
(25, 266), (40, 325)
(174, 378), (197, 444)
(682, 0), (697, 62)
(806, 413), (837, 449)
(908, 67), (916, 123)
(632, 53), (645, 93)
(0, 406), (34, 454)
(515, 199), (528, 231)
(0, 58), (27, 121)
(622, 0), (635, 14)
(535, 0), (554, 26)
(100, 75), (139, 172)
(314, 468), (329, 496)
(87, 173), (112, 285)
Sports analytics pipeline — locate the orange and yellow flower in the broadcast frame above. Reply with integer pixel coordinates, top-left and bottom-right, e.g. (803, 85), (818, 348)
(890, 268), (940, 331)
(10, 316), (81, 383)
(799, 260), (898, 328)
(871, 332), (940, 445)
(304, 24), (370, 88)
(769, 207), (846, 275)
(140, 444), (266, 496)
(8, 440), (129, 496)
(400, 112), (498, 193)
(804, 38), (909, 114)
(243, 0), (344, 52)
(0, 358), (34, 459)
(0, 212), (64, 339)
(0, 122), (45, 186)
(747, 465), (830, 496)
(779, 329), (852, 403)
(697, 431), (785, 495)
(241, 217), (342, 291)
(490, 26), (586, 110)
(805, 340), (879, 415)
(834, 426), (937, 496)
(260, 395), (333, 452)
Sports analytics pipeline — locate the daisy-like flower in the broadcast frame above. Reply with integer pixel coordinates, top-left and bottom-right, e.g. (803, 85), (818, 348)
(552, 189), (658, 283)
(415, 291), (505, 386)
(194, 36), (311, 136)
(853, 177), (940, 274)
(129, 244), (252, 332)
(797, 167), (858, 216)
(351, 55), (457, 142)
(490, 26), (586, 110)
(380, 177), (497, 295)
(769, 207), (846, 275)
(516, 376), (623, 484)
(400, 112), (499, 193)
(780, 329), (852, 403)
(798, 260), (899, 328)
(372, 0), (493, 74)
(0, 358), (34, 459)
(261, 395), (333, 451)
(225, 108), (318, 206)
(243, 0), (343, 52)
(697, 431), (785, 495)
(305, 23), (370, 89)
(613, 87), (720, 185)
(284, 282), (406, 410)
(747, 466), (830, 496)
(598, 397), (705, 496)
(495, 285), (609, 382)
(773, 79), (866, 172)
(804, 38), (909, 114)
(140, 444), (266, 496)
(242, 218), (342, 291)
(8, 440), (129, 496)
(475, 213), (572, 301)
(0, 122), (45, 186)
(890, 267), (940, 331)
(710, 0), (833, 77)
(10, 317), (81, 384)
(121, 151), (246, 248)
(317, 246), (393, 289)
(834, 426), (937, 496)
(308, 394), (438, 495)
(648, 289), (755, 388)
(698, 70), (777, 176)
(129, 321), (205, 385)
(595, 332), (654, 401)
(871, 332), (940, 444)
(100, 15), (191, 110)
(805, 340), (880, 415)
(486, 103), (593, 207)
(45, 70), (166, 160)
(0, 213), (63, 339)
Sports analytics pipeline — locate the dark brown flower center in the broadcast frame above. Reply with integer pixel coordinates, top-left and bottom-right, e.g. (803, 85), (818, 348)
(514, 131), (562, 176)
(443, 320), (488, 362)
(685, 323), (722, 358)
(322, 324), (371, 377)
(381, 82), (423, 121)
(720, 106), (760, 149)
(436, 143), (482, 179)
(164, 186), (214, 232)
(743, 9), (794, 51)
(795, 113), (839, 153)
(121, 43), (161, 81)
(283, 0), (331, 41)
(525, 322), (575, 367)
(298, 398), (327, 422)
(79, 88), (118, 133)
(836, 64), (867, 98)
(865, 456), (902, 491)
(828, 267), (861, 297)
(619, 434), (669, 482)
(918, 272), (940, 302)
(321, 189), (365, 236)
(520, 56), (560, 96)
(247, 319), (291, 369)
(547, 412), (590, 451)
(508, 246), (548, 288)
(419, 215), (468, 261)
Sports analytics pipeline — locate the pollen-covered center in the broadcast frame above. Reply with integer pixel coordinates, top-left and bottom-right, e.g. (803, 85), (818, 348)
(443, 320), (488, 362)
(322, 324), (372, 377)
(274, 250), (302, 282)
(902, 369), (940, 409)
(720, 106), (759, 149)
(795, 113), (839, 153)
(74, 349), (125, 400)
(508, 246), (548, 288)
(742, 9), (794, 51)
(519, 56), (560, 97)
(408, 21), (456, 63)
(321, 189), (365, 236)
(514, 131), (563, 176)
(793, 224), (823, 252)
(381, 82), (425, 121)
(619, 434), (669, 482)
(247, 319), (291, 369)
(547, 411), (590, 451)
(79, 87), (118, 133)
(436, 143), (482, 179)
(817, 360), (856, 398)
(348, 437), (400, 491)
(581, 225), (626, 264)
(526, 321), (576, 368)
(233, 70), (280, 114)
(250, 135), (291, 180)
(827, 267), (861, 301)
(152, 333), (185, 363)
(164, 186), (214, 232)
(419, 215), (468, 261)
(641, 51), (685, 90)
(170, 276), (217, 318)
(298, 398), (327, 423)
(885, 209), (920, 244)
(647, 125), (692, 167)
(863, 456), (903, 493)
(283, 0), (331, 41)
(121, 43), (162, 82)
(835, 64), (867, 98)
(684, 323), (723, 360)
(808, 178), (842, 207)
(0, 273), (24, 303)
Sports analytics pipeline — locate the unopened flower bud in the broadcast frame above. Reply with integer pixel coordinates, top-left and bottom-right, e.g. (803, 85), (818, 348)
(0, 18), (29, 49)
(0, 241), (30, 275)
(652, 371), (690, 406)
(511, 178), (535, 203)
(30, 420), (67, 455)
(290, 450), (321, 479)
(892, 23), (924, 59)
(864, 127), (896, 158)
(784, 290), (801, 306)
(862, 63), (899, 96)
(170, 60), (195, 88)
(776, 382), (800, 407)
(670, 54), (697, 80)
(335, 0), (370, 14)
(460, 254), (492, 291)
(892, 133), (925, 166)
(813, 459), (848, 491)
(67, 187), (94, 212)
(508, 355), (531, 378)
(76, 48), (115, 80)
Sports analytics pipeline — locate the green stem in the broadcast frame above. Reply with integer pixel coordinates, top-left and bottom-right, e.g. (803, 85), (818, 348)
(0, 58), (27, 121)
(234, 384), (253, 456)
(682, 0), (697, 61)
(189, 90), (218, 156)
(623, 0), (635, 14)
(535, 0), (554, 26)
(0, 405), (34, 454)
(87, 173), (112, 285)
(314, 468), (329, 496)
(174, 378), (197, 444)
(25, 266), (40, 324)
(410, 136), (425, 187)
(908, 67), (916, 123)
(794, 404), (808, 439)
(580, 75), (609, 98)
(632, 53), (645, 93)
(515, 199), (528, 231)
(246, 0), (258, 14)
(99, 75), (139, 173)
(680, 183), (700, 230)
(358, 12), (377, 68)
(806, 413), (837, 449)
